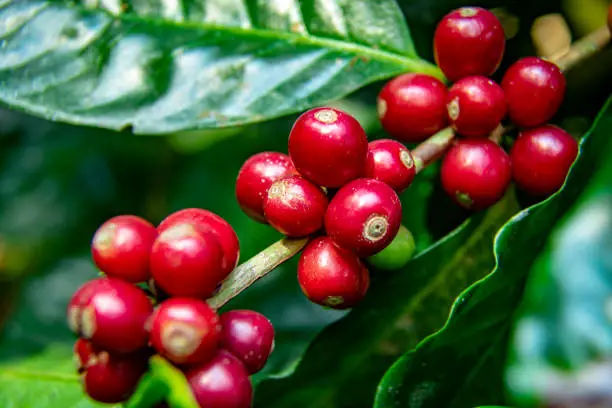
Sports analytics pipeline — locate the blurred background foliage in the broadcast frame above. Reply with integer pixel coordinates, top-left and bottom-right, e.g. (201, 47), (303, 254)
(0, 0), (610, 407)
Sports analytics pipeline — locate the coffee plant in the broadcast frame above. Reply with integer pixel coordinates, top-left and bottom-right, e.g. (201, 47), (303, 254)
(0, 1), (611, 407)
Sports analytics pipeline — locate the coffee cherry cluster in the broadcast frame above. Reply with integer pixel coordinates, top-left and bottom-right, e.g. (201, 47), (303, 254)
(378, 6), (579, 210)
(68, 210), (275, 407)
(236, 107), (418, 309)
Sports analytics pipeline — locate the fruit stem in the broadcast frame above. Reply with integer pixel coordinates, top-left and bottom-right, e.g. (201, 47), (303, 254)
(207, 237), (309, 309)
(554, 26), (611, 72)
(413, 126), (455, 173)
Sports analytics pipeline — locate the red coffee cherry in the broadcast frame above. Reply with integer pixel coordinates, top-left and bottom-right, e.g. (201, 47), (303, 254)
(149, 298), (221, 366)
(608, 4), (612, 33)
(288, 107), (368, 188)
(158, 208), (240, 276)
(263, 176), (328, 237)
(297, 236), (370, 309)
(91, 215), (157, 283)
(364, 139), (416, 193)
(79, 341), (149, 404)
(185, 349), (253, 408)
(434, 7), (505, 82)
(74, 338), (95, 373)
(447, 76), (506, 138)
(235, 152), (296, 223)
(441, 139), (512, 210)
(220, 310), (275, 374)
(377, 73), (448, 142)
(502, 57), (566, 128)
(510, 125), (578, 197)
(150, 223), (224, 298)
(324, 178), (402, 257)
(67, 277), (153, 353)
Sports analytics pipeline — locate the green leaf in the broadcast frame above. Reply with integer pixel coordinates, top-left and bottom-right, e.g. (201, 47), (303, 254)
(255, 190), (519, 407)
(126, 356), (198, 408)
(0, 0), (440, 134)
(373, 98), (612, 408)
(506, 122), (612, 405)
(0, 346), (113, 408)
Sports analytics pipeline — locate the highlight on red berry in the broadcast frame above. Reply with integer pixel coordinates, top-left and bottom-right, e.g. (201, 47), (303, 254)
(365, 139), (416, 193)
(91, 215), (157, 283)
(447, 76), (506, 138)
(377, 73), (448, 142)
(150, 222), (225, 298)
(263, 175), (328, 237)
(149, 298), (221, 365)
(185, 349), (253, 408)
(288, 107), (368, 188)
(434, 7), (505, 81)
(441, 139), (512, 210)
(157, 208), (240, 276)
(221, 310), (275, 374)
(235, 152), (296, 223)
(67, 277), (153, 353)
(510, 125), (579, 197)
(325, 178), (402, 257)
(298, 236), (370, 309)
(502, 57), (566, 128)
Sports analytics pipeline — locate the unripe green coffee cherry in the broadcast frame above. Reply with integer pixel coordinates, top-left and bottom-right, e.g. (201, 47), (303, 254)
(366, 225), (416, 270)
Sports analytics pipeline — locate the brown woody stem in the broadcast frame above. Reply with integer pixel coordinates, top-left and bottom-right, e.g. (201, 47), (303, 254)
(208, 25), (611, 308)
(207, 237), (309, 309)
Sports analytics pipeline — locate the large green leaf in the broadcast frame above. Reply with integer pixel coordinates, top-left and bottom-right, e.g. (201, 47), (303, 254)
(374, 98), (612, 408)
(506, 128), (612, 405)
(255, 189), (519, 408)
(0, 346), (114, 408)
(0, 0), (440, 133)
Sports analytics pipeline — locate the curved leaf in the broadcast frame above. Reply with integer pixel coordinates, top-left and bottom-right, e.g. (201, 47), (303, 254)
(255, 190), (519, 407)
(0, 0), (440, 133)
(506, 135), (612, 404)
(374, 98), (612, 408)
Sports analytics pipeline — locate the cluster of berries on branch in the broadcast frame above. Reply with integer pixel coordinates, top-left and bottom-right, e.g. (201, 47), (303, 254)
(378, 6), (579, 210)
(236, 106), (419, 310)
(68, 211), (275, 408)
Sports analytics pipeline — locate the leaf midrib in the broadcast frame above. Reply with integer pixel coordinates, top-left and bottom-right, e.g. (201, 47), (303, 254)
(64, 3), (442, 78)
(0, 368), (78, 383)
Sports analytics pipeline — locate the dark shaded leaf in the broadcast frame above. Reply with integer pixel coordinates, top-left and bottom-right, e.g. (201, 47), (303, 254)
(0, 0), (440, 133)
(374, 98), (612, 408)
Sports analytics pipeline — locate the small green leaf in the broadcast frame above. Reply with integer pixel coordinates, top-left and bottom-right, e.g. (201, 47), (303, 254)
(255, 190), (519, 407)
(126, 356), (198, 408)
(0, 0), (440, 133)
(0, 346), (113, 408)
(374, 98), (612, 408)
(506, 121), (612, 405)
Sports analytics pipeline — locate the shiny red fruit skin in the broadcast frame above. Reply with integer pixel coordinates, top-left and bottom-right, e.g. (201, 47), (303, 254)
(91, 215), (157, 283)
(149, 298), (221, 366)
(365, 139), (416, 193)
(510, 125), (578, 197)
(67, 277), (153, 353)
(220, 310), (275, 374)
(502, 57), (566, 128)
(80, 342), (149, 404)
(297, 237), (370, 309)
(377, 73), (448, 142)
(324, 178), (402, 257)
(74, 338), (95, 372)
(447, 76), (506, 138)
(235, 152), (296, 223)
(434, 7), (505, 82)
(441, 139), (512, 210)
(186, 349), (253, 408)
(288, 107), (368, 188)
(263, 176), (328, 237)
(150, 223), (224, 298)
(157, 208), (240, 276)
